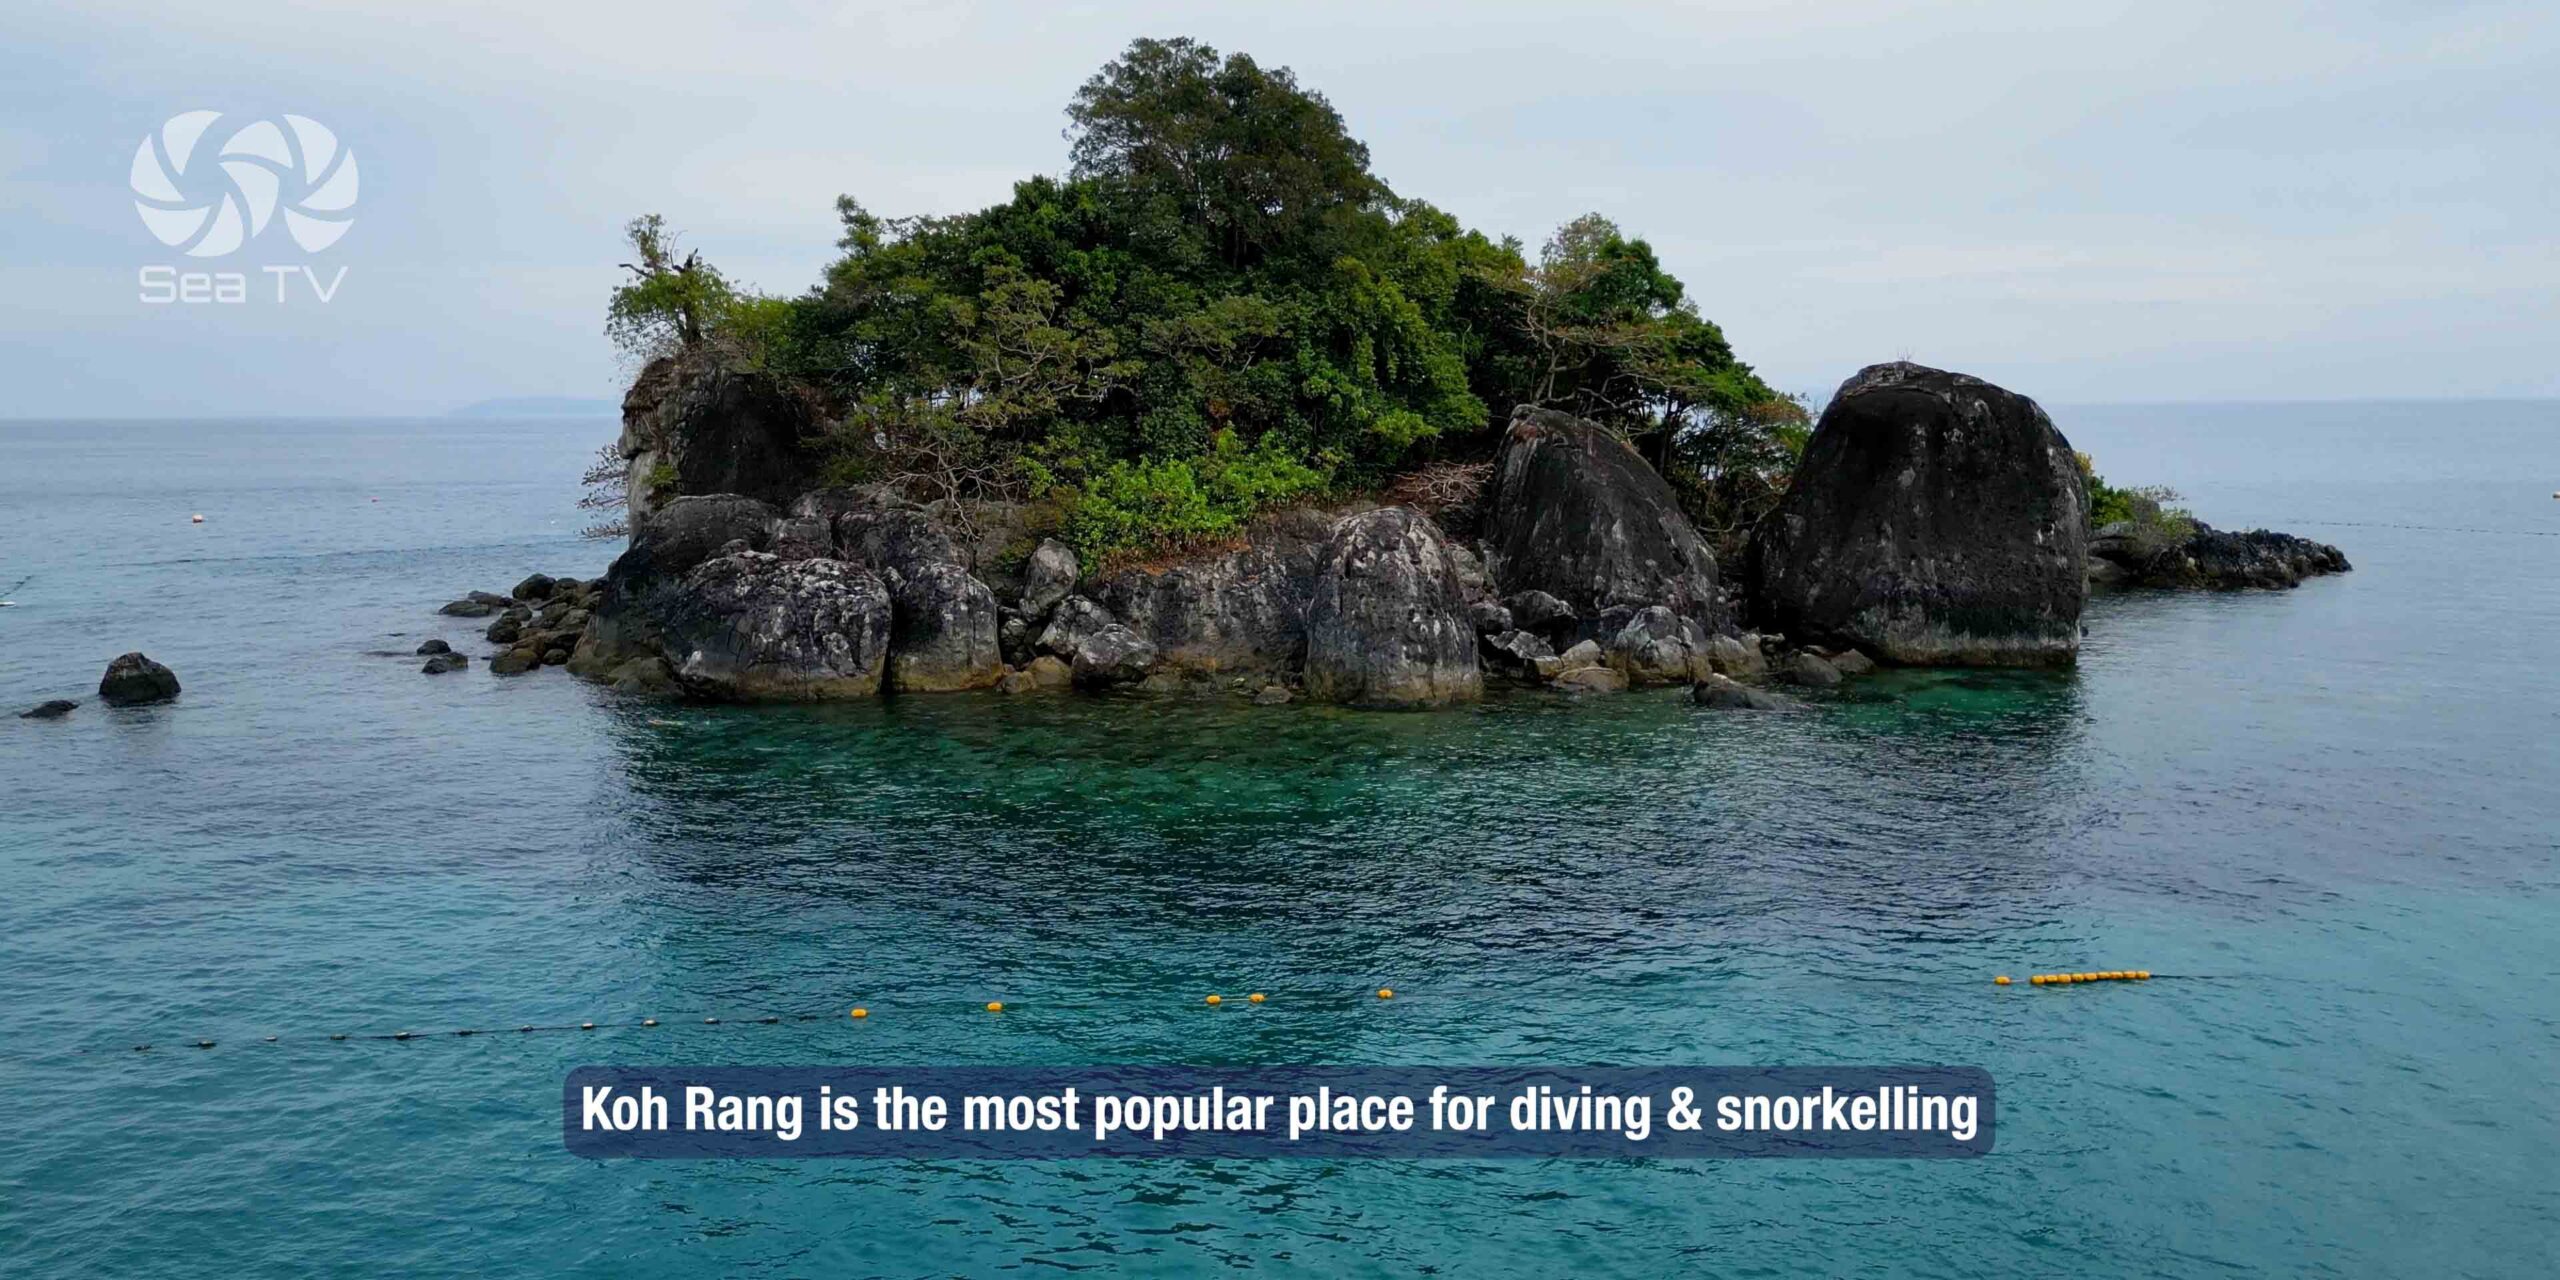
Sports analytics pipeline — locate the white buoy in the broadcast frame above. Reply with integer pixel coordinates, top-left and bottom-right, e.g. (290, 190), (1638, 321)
(190, 513), (205, 523)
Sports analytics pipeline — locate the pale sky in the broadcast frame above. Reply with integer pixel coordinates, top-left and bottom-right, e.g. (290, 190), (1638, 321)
(2, 0), (2553, 417)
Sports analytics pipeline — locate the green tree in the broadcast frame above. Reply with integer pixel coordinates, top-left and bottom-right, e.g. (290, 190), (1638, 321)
(606, 214), (736, 361)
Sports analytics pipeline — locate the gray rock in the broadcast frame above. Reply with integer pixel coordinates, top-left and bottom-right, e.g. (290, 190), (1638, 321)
(1779, 651), (1843, 687)
(1692, 674), (1795, 711)
(765, 514), (836, 561)
(1551, 665), (1628, 694)
(1827, 648), (1877, 676)
(437, 598), (495, 618)
(882, 563), (1004, 692)
(511, 573), (556, 602)
(651, 552), (894, 700)
(1446, 541), (1490, 601)
(1092, 508), (1334, 678)
(1025, 654), (1073, 689)
(1302, 507), (1482, 708)
(490, 648), (540, 676)
(606, 657), (675, 693)
(1753, 362), (2086, 666)
(1019, 538), (1080, 620)
(1252, 684), (1295, 705)
(615, 351), (822, 521)
(997, 614), (1035, 667)
(2096, 521), (2352, 590)
(1036, 596), (1118, 659)
(1706, 633), (1766, 679)
(1069, 624), (1158, 688)
(1468, 600), (1515, 635)
(19, 699), (77, 719)
(415, 638), (451, 656)
(1482, 406), (1725, 631)
(996, 668), (1041, 695)
(1480, 629), (1555, 677)
(421, 652), (469, 674)
(98, 652), (181, 706)
(1604, 605), (1712, 686)
(1504, 589), (1577, 639)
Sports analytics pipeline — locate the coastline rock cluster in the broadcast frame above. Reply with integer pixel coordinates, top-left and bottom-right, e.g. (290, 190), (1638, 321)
(2087, 522), (2350, 590)
(403, 359), (2350, 712)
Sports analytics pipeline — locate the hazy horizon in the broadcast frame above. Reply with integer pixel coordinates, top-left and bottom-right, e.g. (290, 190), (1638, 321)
(5, 1), (2555, 417)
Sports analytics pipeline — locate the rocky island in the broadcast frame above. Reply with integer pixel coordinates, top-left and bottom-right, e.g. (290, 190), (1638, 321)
(439, 38), (2349, 711)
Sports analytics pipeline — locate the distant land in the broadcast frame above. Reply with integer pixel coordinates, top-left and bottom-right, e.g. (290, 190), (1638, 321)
(448, 397), (618, 418)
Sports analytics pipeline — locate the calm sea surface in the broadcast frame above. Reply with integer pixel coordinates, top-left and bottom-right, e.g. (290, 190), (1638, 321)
(1, 402), (2555, 1277)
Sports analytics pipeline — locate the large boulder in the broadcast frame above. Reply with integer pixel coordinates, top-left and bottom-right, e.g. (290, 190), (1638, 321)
(648, 552), (892, 700)
(1482, 406), (1725, 633)
(881, 562), (1004, 692)
(580, 494), (782, 673)
(617, 352), (822, 521)
(1093, 509), (1333, 678)
(98, 652), (181, 705)
(1603, 605), (1712, 686)
(1302, 508), (1481, 708)
(1752, 362), (2086, 666)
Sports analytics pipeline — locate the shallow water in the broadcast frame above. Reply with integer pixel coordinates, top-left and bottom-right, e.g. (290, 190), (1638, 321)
(1, 404), (2555, 1277)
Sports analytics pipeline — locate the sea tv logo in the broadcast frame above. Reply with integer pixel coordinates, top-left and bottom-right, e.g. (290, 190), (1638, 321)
(131, 111), (356, 304)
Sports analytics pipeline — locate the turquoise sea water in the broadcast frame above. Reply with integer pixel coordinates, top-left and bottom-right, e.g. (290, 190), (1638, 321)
(1, 402), (2555, 1277)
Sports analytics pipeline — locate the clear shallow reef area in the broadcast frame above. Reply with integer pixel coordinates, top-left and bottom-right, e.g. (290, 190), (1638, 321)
(1, 405), (2555, 1277)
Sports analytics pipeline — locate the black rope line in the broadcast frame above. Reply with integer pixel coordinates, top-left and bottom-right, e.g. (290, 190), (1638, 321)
(2269, 517), (2560, 539)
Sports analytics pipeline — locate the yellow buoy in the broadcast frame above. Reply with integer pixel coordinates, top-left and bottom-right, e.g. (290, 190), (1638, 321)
(1377, 988), (1394, 1000)
(850, 1007), (868, 1019)
(2135, 970), (2151, 980)
(1994, 975), (2012, 985)
(1248, 992), (1265, 1003)
(2029, 975), (2047, 985)
(986, 1001), (1004, 1013)
(1205, 994), (1222, 1006)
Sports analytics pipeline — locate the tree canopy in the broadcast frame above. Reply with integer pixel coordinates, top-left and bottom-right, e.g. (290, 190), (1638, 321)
(606, 37), (1801, 564)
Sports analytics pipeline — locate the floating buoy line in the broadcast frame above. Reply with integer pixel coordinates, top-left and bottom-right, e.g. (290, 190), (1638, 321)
(68, 989), (1420, 1057)
(57, 973), (2208, 1058)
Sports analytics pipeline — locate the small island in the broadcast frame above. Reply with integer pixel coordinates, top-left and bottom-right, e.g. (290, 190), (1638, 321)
(459, 39), (2348, 708)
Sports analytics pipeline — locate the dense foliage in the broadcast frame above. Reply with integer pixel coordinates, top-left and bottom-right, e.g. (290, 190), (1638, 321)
(2077, 452), (2195, 552)
(608, 37), (1800, 564)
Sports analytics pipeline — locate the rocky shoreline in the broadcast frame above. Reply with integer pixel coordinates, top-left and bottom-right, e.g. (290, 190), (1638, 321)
(413, 361), (2350, 712)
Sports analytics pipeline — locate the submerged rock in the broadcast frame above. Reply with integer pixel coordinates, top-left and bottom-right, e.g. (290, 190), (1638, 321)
(98, 652), (181, 706)
(1692, 674), (1796, 711)
(436, 598), (495, 618)
(1482, 406), (1725, 632)
(490, 648), (539, 676)
(651, 552), (893, 700)
(421, 652), (469, 674)
(415, 638), (451, 656)
(1302, 507), (1481, 708)
(19, 699), (77, 719)
(1753, 362), (2087, 666)
(1252, 684), (1295, 705)
(1025, 654), (1073, 689)
(1551, 665), (1628, 694)
(1778, 651), (1843, 688)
